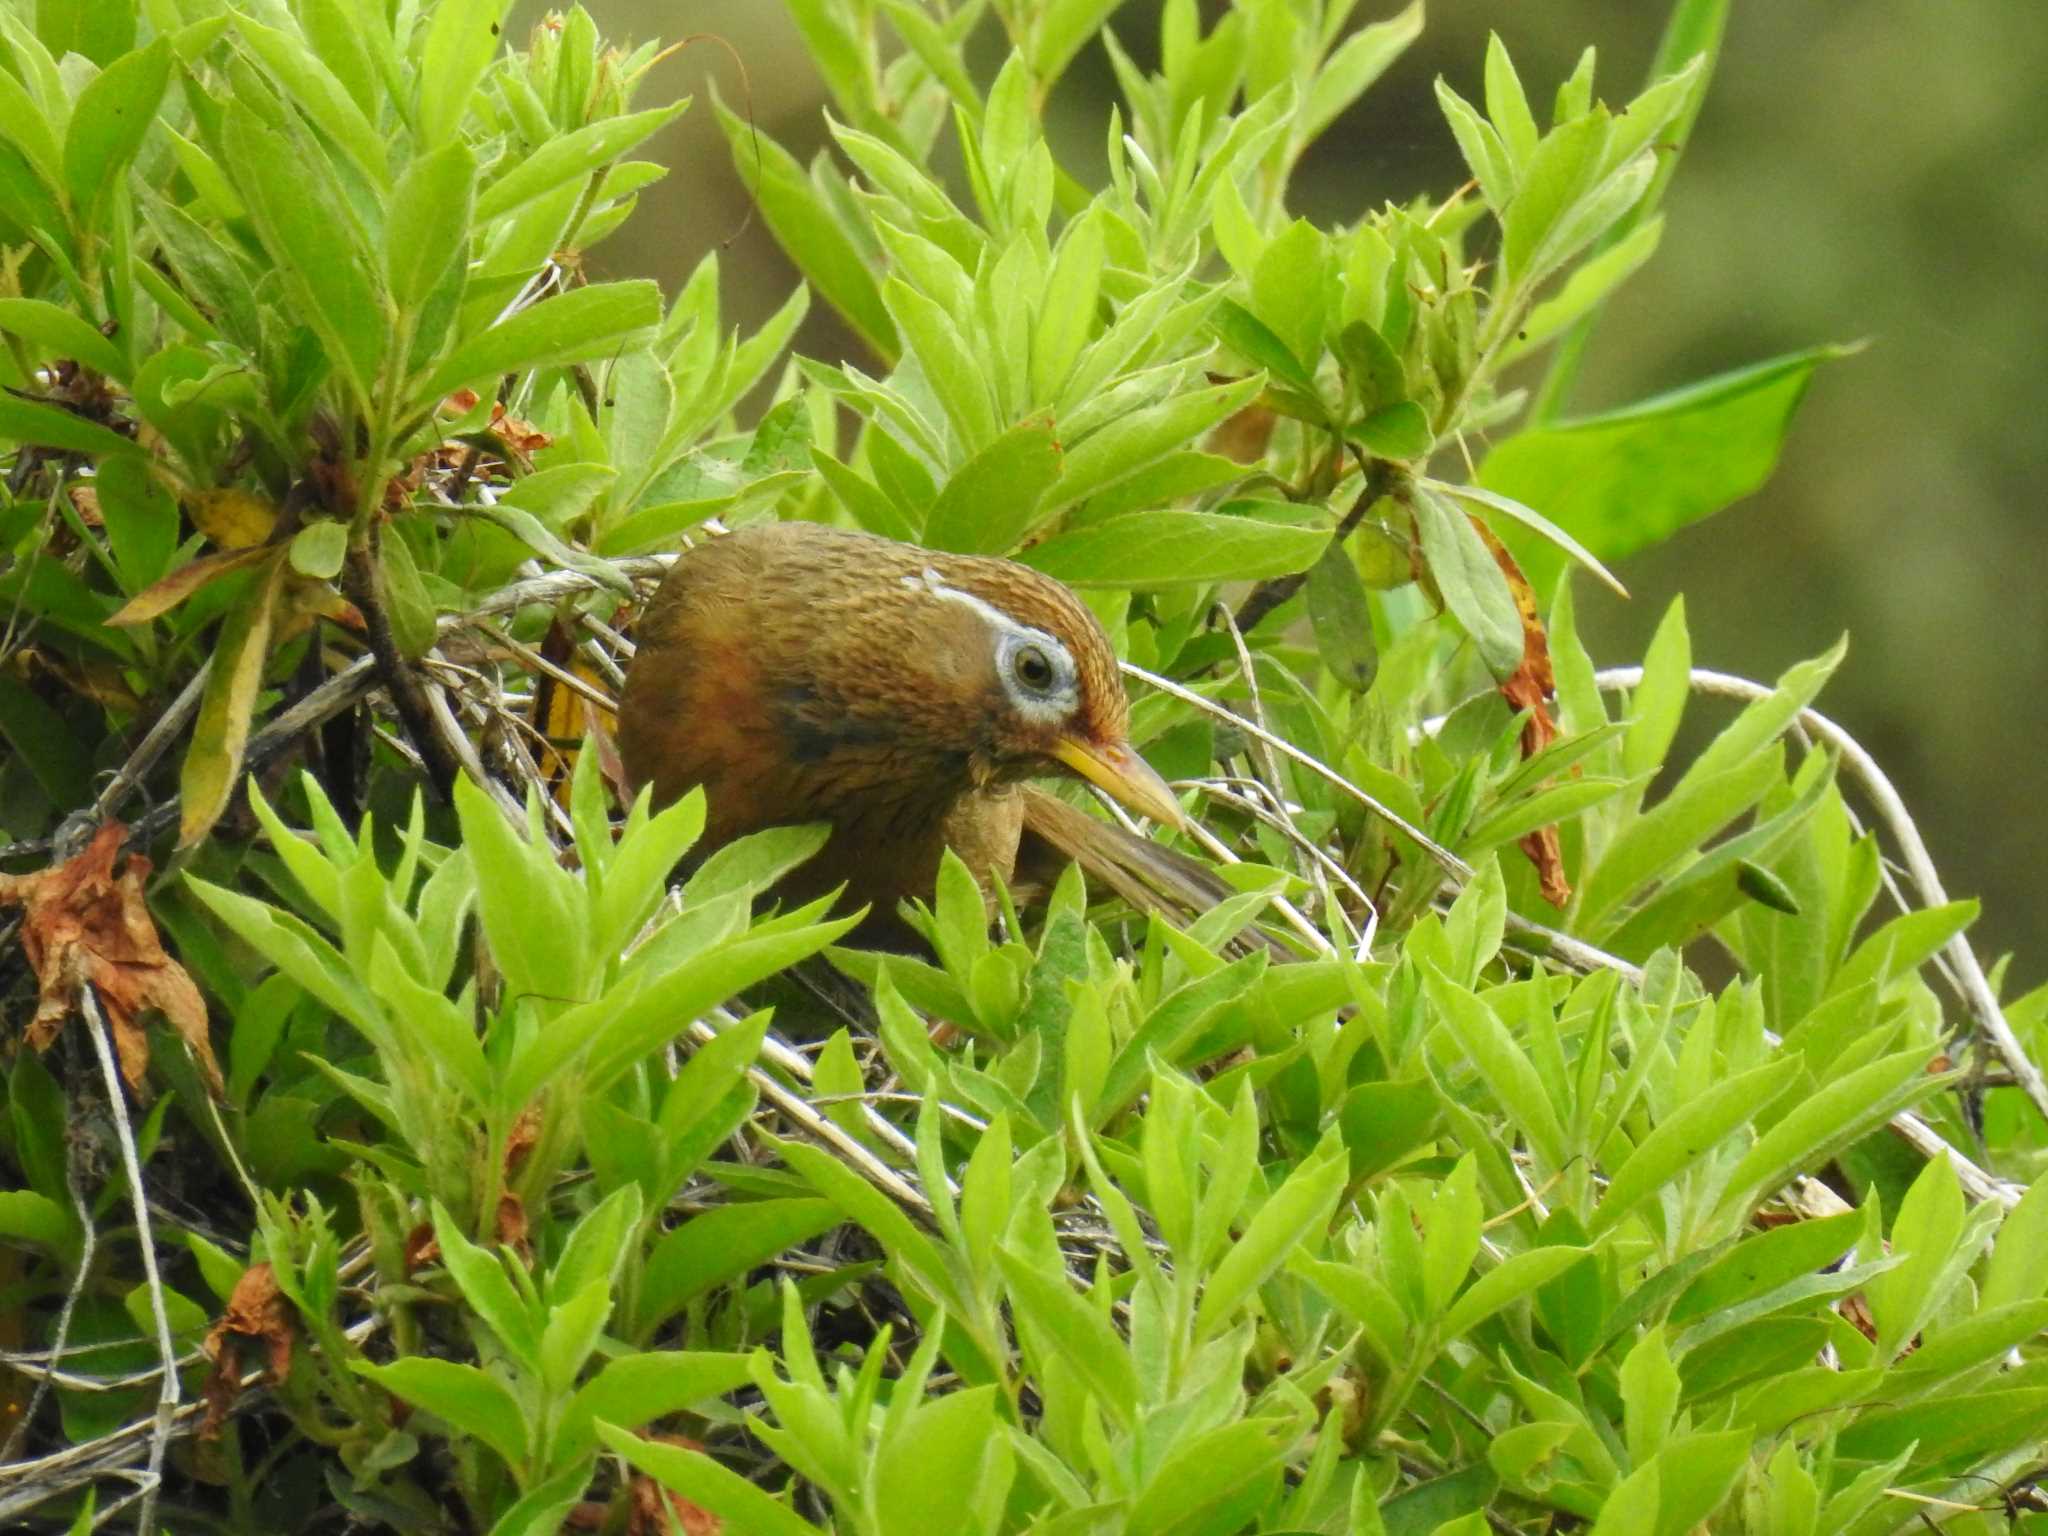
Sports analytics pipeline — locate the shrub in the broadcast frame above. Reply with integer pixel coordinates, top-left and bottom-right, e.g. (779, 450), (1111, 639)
(0, 0), (2041, 1532)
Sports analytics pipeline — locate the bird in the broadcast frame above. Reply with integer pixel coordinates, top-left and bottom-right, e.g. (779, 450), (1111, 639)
(617, 519), (1224, 945)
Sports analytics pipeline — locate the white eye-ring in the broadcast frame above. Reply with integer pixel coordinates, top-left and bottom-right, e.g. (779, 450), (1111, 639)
(906, 569), (1080, 721)
(993, 628), (1077, 722)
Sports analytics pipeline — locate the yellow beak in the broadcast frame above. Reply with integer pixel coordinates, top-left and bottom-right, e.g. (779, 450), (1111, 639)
(1050, 736), (1186, 831)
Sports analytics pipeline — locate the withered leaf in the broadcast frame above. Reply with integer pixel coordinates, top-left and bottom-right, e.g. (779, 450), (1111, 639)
(200, 1262), (293, 1439)
(179, 551), (288, 849)
(0, 821), (222, 1096)
(1476, 517), (1572, 908)
(185, 487), (279, 549)
(107, 544), (276, 627)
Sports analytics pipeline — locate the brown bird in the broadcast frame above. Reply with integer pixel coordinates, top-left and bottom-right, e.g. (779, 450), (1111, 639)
(619, 520), (1223, 944)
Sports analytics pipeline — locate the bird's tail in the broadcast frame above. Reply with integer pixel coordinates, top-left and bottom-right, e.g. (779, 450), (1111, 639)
(1016, 788), (1295, 959)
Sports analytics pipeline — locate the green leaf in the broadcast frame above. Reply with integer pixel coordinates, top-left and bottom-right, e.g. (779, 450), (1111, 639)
(776, 1137), (960, 1313)
(431, 1199), (543, 1369)
(1427, 480), (1627, 597)
(288, 520), (347, 580)
(1715, 1048), (1946, 1220)
(1864, 1153), (1967, 1358)
(1588, 1058), (1798, 1236)
(1481, 348), (1851, 593)
(417, 0), (513, 148)
(1499, 110), (1607, 285)
(0, 391), (139, 459)
(485, 1462), (594, 1536)
(1021, 510), (1326, 588)
(1333, 320), (1406, 413)
(1337, 1080), (1442, 1180)
(638, 1199), (840, 1336)
(1350, 400), (1432, 459)
(539, 1279), (613, 1394)
(556, 1351), (756, 1469)
(923, 417), (1064, 554)
(63, 37), (171, 232)
(717, 103), (896, 360)
(1836, 1389), (2048, 1474)
(0, 296), (129, 381)
(1434, 79), (1512, 211)
(476, 104), (686, 223)
(1500, 216), (1664, 366)
(355, 1357), (529, 1473)
(1048, 374), (1263, 512)
(0, 1188), (78, 1259)
(529, 915), (856, 1105)
(386, 140), (476, 311)
(1031, 0), (1131, 85)
(1982, 1172), (2048, 1311)
(231, 15), (386, 186)
(1216, 298), (1314, 393)
(1301, 2), (1423, 148)
(1482, 34), (1540, 169)
(455, 770), (590, 1017)
(874, 1387), (1011, 1536)
(1424, 968), (1567, 1167)
(1623, 596), (1692, 779)
(1251, 220), (1332, 374)
(549, 1184), (644, 1304)
(221, 104), (386, 405)
(883, 275), (996, 453)
(0, 676), (92, 805)
(1439, 1246), (1587, 1341)
(1031, 206), (1103, 403)
(1412, 486), (1523, 676)
(1619, 1326), (1680, 1465)
(1194, 1137), (1348, 1340)
(597, 1423), (827, 1536)
(1577, 748), (1785, 930)
(1305, 539), (1377, 690)
(1669, 1210), (1860, 1328)
(423, 281), (662, 399)
(1126, 1419), (1293, 1536)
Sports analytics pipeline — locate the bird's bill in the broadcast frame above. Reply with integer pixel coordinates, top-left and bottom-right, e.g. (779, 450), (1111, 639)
(1051, 736), (1187, 831)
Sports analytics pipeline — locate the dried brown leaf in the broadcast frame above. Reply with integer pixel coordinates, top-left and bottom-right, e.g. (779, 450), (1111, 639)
(200, 1262), (293, 1439)
(0, 822), (222, 1096)
(1476, 517), (1571, 907)
(107, 544), (275, 627)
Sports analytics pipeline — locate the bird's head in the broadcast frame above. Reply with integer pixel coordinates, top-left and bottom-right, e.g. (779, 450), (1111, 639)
(863, 554), (1184, 831)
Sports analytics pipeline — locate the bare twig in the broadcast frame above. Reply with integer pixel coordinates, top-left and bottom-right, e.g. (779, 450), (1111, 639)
(78, 989), (178, 1536)
(1594, 666), (2048, 1134)
(1122, 660), (1473, 880)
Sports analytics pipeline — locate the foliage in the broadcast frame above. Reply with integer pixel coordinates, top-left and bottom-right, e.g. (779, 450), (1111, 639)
(0, 0), (2042, 1531)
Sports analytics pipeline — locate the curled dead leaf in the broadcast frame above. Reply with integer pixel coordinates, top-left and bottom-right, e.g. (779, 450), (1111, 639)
(0, 822), (222, 1097)
(199, 1262), (292, 1439)
(1476, 519), (1572, 909)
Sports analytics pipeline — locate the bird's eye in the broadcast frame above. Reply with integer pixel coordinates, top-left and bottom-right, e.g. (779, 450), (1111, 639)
(1012, 644), (1056, 692)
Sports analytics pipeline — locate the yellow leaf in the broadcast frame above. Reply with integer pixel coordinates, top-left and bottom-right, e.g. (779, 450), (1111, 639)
(179, 554), (287, 848)
(185, 488), (278, 549)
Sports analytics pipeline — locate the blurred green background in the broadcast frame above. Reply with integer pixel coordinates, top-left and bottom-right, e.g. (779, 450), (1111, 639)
(519, 1), (2046, 978)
